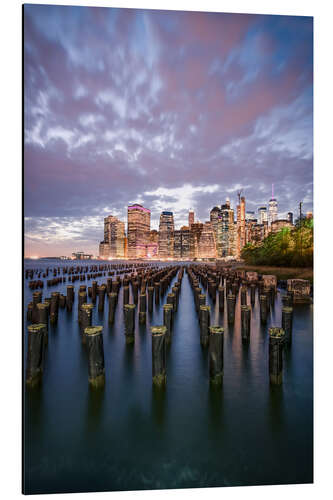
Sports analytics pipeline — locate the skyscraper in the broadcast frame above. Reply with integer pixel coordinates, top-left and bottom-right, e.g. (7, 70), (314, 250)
(99, 215), (125, 259)
(210, 206), (222, 256)
(220, 202), (234, 257)
(191, 222), (204, 258)
(188, 210), (194, 229)
(258, 206), (268, 224)
(127, 204), (151, 258)
(246, 211), (256, 221)
(268, 185), (278, 226)
(173, 226), (193, 260)
(198, 221), (216, 258)
(158, 211), (174, 258)
(236, 196), (246, 257)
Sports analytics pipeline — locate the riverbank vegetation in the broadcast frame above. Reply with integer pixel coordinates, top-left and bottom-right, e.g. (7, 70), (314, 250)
(241, 218), (313, 268)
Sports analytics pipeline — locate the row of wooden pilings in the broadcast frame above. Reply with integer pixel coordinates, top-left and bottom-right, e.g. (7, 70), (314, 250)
(25, 264), (182, 389)
(186, 264), (294, 385)
(27, 262), (162, 290)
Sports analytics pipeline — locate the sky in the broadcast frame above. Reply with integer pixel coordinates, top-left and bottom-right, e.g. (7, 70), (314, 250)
(24, 4), (313, 257)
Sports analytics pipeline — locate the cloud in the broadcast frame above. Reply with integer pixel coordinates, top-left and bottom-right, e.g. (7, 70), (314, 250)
(23, 5), (313, 256)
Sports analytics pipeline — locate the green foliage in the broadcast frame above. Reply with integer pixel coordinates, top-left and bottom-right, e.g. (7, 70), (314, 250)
(241, 223), (313, 267)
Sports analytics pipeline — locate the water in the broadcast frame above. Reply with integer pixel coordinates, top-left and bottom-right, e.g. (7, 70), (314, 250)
(23, 259), (313, 494)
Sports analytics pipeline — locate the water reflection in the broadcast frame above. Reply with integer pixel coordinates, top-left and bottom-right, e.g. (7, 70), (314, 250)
(150, 384), (166, 428)
(268, 385), (285, 433)
(86, 387), (105, 429)
(208, 383), (224, 427)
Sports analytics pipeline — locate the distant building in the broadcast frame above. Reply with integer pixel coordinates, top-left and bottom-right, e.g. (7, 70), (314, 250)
(191, 222), (204, 258)
(287, 212), (293, 224)
(250, 224), (266, 245)
(72, 251), (93, 260)
(99, 215), (125, 259)
(174, 226), (193, 259)
(258, 206), (268, 224)
(127, 204), (151, 258)
(306, 211), (313, 219)
(236, 196), (246, 258)
(146, 242), (158, 258)
(188, 210), (194, 229)
(158, 211), (174, 258)
(246, 211), (256, 221)
(210, 206), (221, 257)
(271, 219), (294, 233)
(198, 221), (216, 258)
(149, 229), (159, 244)
(220, 202), (235, 257)
(246, 219), (258, 244)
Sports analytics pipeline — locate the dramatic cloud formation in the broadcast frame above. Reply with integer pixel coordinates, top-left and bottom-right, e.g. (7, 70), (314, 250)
(24, 5), (313, 256)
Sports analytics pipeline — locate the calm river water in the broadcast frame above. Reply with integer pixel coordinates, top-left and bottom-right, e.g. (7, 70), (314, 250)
(23, 259), (313, 494)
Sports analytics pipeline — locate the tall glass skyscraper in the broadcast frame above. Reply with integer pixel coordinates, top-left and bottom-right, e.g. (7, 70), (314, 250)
(127, 204), (151, 258)
(268, 198), (278, 226)
(99, 215), (125, 259)
(158, 211), (175, 258)
(258, 206), (268, 224)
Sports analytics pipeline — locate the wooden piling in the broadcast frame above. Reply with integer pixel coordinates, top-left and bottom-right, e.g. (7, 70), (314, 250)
(151, 326), (167, 386)
(26, 324), (45, 387)
(124, 304), (135, 343)
(208, 326), (224, 385)
(269, 327), (285, 385)
(85, 326), (105, 388)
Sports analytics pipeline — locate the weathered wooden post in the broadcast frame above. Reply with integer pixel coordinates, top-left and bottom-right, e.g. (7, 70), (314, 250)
(85, 326), (105, 388)
(282, 295), (292, 308)
(147, 286), (154, 313)
(199, 305), (210, 347)
(171, 286), (178, 311)
(163, 304), (173, 344)
(241, 287), (247, 306)
(208, 326), (224, 385)
(91, 281), (97, 304)
(154, 282), (160, 305)
(282, 306), (293, 345)
(123, 286), (129, 307)
(151, 326), (167, 386)
(131, 282), (138, 305)
(259, 294), (268, 324)
(198, 294), (206, 313)
(166, 293), (176, 315)
(98, 285), (106, 312)
(32, 291), (42, 323)
(124, 304), (135, 343)
(194, 286), (201, 313)
(78, 291), (87, 324)
(218, 286), (224, 312)
(227, 294), (236, 324)
(250, 284), (256, 306)
(269, 327), (285, 384)
(106, 292), (117, 325)
(139, 293), (147, 324)
(241, 305), (251, 342)
(81, 303), (93, 343)
(27, 302), (33, 321)
(26, 324), (45, 387)
(50, 292), (60, 325)
(36, 303), (49, 345)
(66, 285), (74, 311)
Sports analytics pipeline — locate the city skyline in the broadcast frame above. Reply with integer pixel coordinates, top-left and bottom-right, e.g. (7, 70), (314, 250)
(24, 5), (313, 256)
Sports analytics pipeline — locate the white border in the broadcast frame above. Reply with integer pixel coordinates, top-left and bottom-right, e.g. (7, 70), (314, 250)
(1, 1), (332, 499)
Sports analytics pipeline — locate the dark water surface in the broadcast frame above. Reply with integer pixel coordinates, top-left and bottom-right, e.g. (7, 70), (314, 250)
(23, 259), (313, 494)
